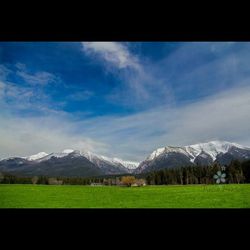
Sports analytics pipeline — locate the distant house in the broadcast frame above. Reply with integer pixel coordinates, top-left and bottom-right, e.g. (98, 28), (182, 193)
(90, 183), (104, 186)
(131, 183), (139, 187)
(48, 178), (63, 185)
(132, 179), (146, 187)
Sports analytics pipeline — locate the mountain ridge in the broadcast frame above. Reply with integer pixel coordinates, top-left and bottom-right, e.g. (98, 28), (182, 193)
(136, 140), (250, 173)
(1, 140), (250, 177)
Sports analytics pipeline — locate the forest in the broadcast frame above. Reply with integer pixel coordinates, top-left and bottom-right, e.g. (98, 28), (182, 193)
(1, 159), (250, 186)
(145, 159), (250, 185)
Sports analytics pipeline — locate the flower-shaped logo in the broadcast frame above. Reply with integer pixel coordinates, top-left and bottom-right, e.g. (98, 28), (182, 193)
(213, 171), (226, 184)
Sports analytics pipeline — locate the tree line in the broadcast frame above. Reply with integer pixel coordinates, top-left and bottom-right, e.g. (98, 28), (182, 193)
(0, 174), (128, 186)
(0, 159), (250, 185)
(145, 159), (250, 185)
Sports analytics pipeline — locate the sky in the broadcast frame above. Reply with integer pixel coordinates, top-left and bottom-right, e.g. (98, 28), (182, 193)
(0, 42), (250, 161)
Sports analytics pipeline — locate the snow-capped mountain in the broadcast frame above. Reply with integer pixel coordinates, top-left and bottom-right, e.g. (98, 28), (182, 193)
(27, 149), (76, 163)
(0, 149), (139, 177)
(24, 149), (139, 170)
(1, 140), (250, 177)
(136, 141), (250, 173)
(147, 141), (247, 162)
(25, 152), (49, 161)
(112, 158), (139, 170)
(184, 141), (247, 162)
(78, 151), (138, 173)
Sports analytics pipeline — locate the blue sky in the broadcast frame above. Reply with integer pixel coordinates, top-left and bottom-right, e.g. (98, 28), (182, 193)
(1, 42), (250, 161)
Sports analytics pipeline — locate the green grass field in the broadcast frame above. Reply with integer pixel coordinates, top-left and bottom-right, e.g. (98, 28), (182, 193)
(0, 184), (249, 208)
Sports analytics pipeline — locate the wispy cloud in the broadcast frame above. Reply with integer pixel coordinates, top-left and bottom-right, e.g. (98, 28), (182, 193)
(0, 65), (11, 80)
(154, 42), (247, 101)
(82, 42), (141, 70)
(0, 64), (62, 115)
(0, 114), (108, 159)
(1, 43), (250, 162)
(67, 90), (94, 101)
(0, 63), (107, 159)
(17, 71), (56, 86)
(74, 84), (250, 161)
(0, 81), (35, 108)
(16, 63), (57, 86)
(1, 84), (249, 161)
(81, 42), (173, 109)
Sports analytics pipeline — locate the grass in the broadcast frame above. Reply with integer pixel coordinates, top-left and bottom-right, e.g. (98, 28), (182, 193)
(0, 184), (250, 208)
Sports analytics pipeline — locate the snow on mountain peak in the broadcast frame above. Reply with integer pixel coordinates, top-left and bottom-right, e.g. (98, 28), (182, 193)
(112, 158), (139, 169)
(62, 149), (74, 154)
(147, 146), (189, 160)
(185, 140), (247, 161)
(146, 140), (249, 162)
(80, 150), (139, 169)
(81, 150), (99, 161)
(26, 152), (48, 161)
(25, 149), (78, 162)
(148, 147), (166, 160)
(31, 150), (75, 162)
(22, 140), (249, 170)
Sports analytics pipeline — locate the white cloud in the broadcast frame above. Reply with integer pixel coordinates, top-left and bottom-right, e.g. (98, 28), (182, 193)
(0, 80), (53, 114)
(82, 42), (174, 108)
(0, 84), (250, 161)
(0, 64), (63, 114)
(17, 70), (56, 86)
(0, 81), (34, 105)
(82, 42), (141, 70)
(0, 114), (109, 159)
(71, 85), (250, 161)
(67, 90), (94, 101)
(1, 43), (250, 162)
(4, 62), (58, 86)
(105, 67), (174, 108)
(0, 64), (108, 159)
(0, 65), (11, 80)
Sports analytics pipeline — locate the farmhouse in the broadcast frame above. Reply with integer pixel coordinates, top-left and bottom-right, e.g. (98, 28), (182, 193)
(132, 179), (146, 187)
(90, 183), (104, 186)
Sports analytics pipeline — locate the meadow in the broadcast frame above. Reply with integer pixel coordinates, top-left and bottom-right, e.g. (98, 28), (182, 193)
(0, 184), (249, 208)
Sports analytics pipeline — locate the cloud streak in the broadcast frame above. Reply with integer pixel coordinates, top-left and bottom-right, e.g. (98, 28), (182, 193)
(0, 65), (11, 80)
(1, 43), (250, 162)
(0, 114), (108, 159)
(82, 42), (174, 109)
(67, 90), (94, 101)
(1, 84), (249, 161)
(0, 64), (65, 115)
(76, 84), (250, 161)
(82, 42), (141, 70)
(16, 63), (57, 86)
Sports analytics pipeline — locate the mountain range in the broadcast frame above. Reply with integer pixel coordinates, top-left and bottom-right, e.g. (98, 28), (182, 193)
(135, 141), (250, 173)
(1, 141), (250, 177)
(0, 149), (139, 177)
